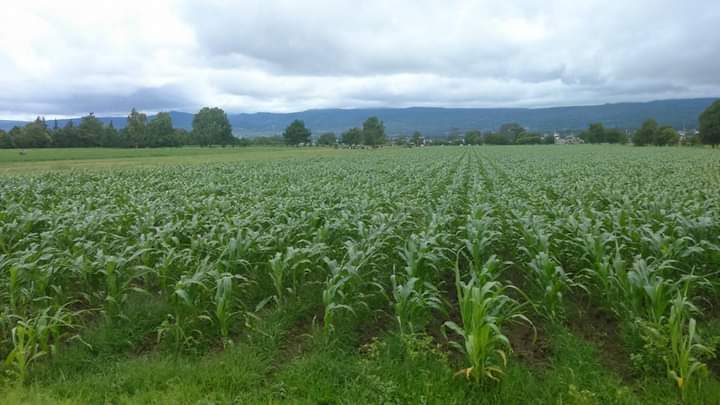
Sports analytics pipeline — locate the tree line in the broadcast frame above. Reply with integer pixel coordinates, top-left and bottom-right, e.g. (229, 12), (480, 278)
(0, 107), (236, 149)
(281, 116), (387, 147)
(1, 99), (719, 148)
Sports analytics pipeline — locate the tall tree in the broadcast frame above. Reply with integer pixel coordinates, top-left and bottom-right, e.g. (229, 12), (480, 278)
(282, 119), (311, 145)
(78, 113), (104, 147)
(362, 116), (386, 147)
(56, 120), (81, 147)
(126, 108), (147, 148)
(633, 119), (658, 146)
(100, 121), (120, 147)
(192, 107), (234, 146)
(0, 129), (12, 148)
(147, 112), (176, 147)
(581, 123), (606, 143)
(498, 123), (525, 143)
(655, 126), (679, 146)
(341, 127), (363, 146)
(14, 118), (52, 148)
(699, 100), (720, 148)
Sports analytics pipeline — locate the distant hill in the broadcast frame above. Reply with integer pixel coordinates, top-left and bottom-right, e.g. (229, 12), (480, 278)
(1, 98), (716, 137)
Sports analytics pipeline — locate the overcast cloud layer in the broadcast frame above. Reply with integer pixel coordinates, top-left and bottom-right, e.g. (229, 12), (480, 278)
(0, 0), (719, 119)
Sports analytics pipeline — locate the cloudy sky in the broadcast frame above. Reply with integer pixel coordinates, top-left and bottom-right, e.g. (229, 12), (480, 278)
(1, 0), (719, 119)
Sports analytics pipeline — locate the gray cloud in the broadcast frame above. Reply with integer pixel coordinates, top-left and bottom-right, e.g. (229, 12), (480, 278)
(0, 0), (719, 118)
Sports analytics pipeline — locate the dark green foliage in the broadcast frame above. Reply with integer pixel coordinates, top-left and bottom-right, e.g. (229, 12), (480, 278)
(125, 108), (148, 148)
(283, 119), (312, 145)
(699, 100), (720, 147)
(0, 129), (12, 148)
(655, 126), (679, 146)
(484, 132), (510, 145)
(579, 123), (627, 144)
(341, 127), (363, 145)
(192, 107), (234, 146)
(362, 116), (386, 147)
(604, 128), (628, 144)
(147, 112), (178, 147)
(499, 123), (526, 143)
(633, 119), (658, 146)
(632, 119), (680, 146)
(515, 132), (543, 144)
(411, 131), (423, 146)
(464, 130), (483, 145)
(13, 118), (52, 148)
(77, 113), (104, 147)
(317, 132), (337, 146)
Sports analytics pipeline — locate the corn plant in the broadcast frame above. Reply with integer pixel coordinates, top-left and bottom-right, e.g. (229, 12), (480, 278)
(390, 274), (442, 337)
(4, 320), (45, 384)
(444, 264), (530, 383)
(211, 271), (247, 343)
(666, 296), (714, 401)
(157, 268), (211, 353)
(640, 293), (715, 401)
(526, 252), (576, 321)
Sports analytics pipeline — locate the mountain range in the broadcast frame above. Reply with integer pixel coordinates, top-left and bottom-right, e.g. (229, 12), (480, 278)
(1, 98), (716, 137)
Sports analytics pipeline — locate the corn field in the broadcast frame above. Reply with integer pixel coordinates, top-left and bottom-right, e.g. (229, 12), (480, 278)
(1, 146), (719, 402)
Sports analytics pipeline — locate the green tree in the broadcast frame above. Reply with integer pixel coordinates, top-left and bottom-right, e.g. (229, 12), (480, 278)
(78, 113), (104, 147)
(543, 134), (556, 144)
(411, 131), (424, 146)
(147, 112), (176, 147)
(174, 128), (193, 146)
(282, 120), (311, 145)
(655, 125), (679, 146)
(699, 100), (720, 148)
(633, 119), (658, 146)
(484, 132), (510, 145)
(341, 127), (363, 146)
(192, 107), (234, 146)
(55, 120), (81, 147)
(14, 118), (52, 148)
(362, 116), (386, 147)
(499, 123), (525, 143)
(0, 129), (12, 148)
(515, 133), (542, 144)
(604, 128), (627, 144)
(99, 121), (120, 147)
(126, 108), (147, 148)
(580, 123), (606, 143)
(317, 132), (337, 146)
(464, 130), (482, 145)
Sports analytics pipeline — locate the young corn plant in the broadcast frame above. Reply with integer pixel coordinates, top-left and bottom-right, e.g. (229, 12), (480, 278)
(157, 268), (211, 354)
(390, 274), (442, 337)
(3, 302), (83, 384)
(320, 243), (376, 336)
(211, 271), (247, 345)
(462, 209), (500, 269)
(267, 246), (312, 305)
(4, 320), (45, 384)
(97, 249), (150, 323)
(444, 264), (530, 383)
(526, 252), (577, 322)
(640, 293), (715, 402)
(665, 300), (714, 402)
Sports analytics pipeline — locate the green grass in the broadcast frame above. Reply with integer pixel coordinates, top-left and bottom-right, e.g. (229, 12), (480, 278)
(0, 146), (348, 174)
